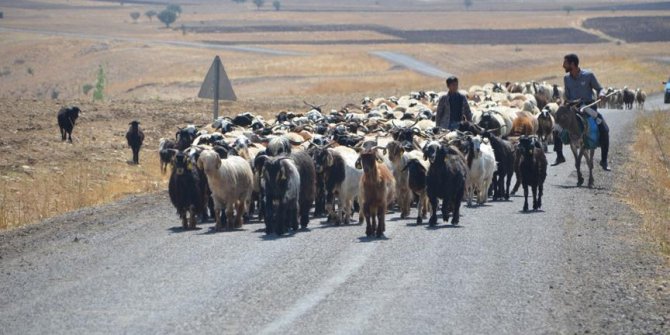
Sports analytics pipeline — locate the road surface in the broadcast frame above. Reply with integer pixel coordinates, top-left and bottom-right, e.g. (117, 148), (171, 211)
(0, 103), (668, 334)
(370, 51), (454, 78)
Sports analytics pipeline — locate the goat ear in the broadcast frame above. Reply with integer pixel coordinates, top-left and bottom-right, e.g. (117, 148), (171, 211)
(376, 155), (384, 163)
(326, 152), (334, 167)
(355, 158), (362, 169)
(215, 158), (221, 170)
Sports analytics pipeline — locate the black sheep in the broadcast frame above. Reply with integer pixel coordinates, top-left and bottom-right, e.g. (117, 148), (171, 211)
(57, 106), (81, 142)
(168, 151), (205, 230)
(481, 131), (515, 201)
(425, 142), (467, 226)
(517, 136), (547, 212)
(126, 121), (144, 164)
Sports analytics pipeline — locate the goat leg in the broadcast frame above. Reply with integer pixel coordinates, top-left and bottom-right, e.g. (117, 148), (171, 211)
(522, 183), (529, 212)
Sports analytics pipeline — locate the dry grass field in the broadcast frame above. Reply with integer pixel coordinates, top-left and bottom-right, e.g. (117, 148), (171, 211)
(621, 110), (670, 255)
(1, 0), (669, 229)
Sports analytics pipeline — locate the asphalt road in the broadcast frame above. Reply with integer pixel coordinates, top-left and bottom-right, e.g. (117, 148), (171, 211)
(0, 102), (668, 334)
(370, 51), (454, 78)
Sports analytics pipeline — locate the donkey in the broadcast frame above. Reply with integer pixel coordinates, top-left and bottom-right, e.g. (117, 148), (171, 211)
(555, 103), (598, 188)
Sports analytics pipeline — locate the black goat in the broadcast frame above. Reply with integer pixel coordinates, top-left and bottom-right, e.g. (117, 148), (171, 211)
(311, 146), (346, 222)
(57, 106), (81, 142)
(159, 138), (177, 174)
(262, 157), (300, 235)
(168, 151), (205, 230)
(403, 159), (429, 225)
(175, 126), (198, 150)
(517, 136), (547, 212)
(425, 142), (467, 226)
(126, 120), (144, 164)
(481, 131), (515, 201)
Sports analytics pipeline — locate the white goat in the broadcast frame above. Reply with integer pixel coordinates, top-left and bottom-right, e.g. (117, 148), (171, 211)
(197, 149), (254, 231)
(465, 136), (497, 206)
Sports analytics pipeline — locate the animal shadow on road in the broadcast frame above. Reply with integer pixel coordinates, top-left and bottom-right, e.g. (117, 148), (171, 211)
(198, 227), (247, 235)
(259, 232), (298, 241)
(357, 235), (390, 243)
(167, 226), (202, 233)
(426, 224), (463, 230)
(552, 183), (607, 191)
(517, 209), (546, 215)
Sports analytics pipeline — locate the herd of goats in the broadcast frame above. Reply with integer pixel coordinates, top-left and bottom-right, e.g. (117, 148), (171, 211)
(33, 78), (631, 239)
(144, 80), (647, 237)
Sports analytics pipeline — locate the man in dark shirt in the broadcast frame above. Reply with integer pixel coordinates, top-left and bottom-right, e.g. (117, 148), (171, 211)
(436, 76), (472, 130)
(553, 54), (611, 171)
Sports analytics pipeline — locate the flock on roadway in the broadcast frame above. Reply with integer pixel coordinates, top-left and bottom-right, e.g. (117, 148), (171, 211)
(55, 81), (645, 238)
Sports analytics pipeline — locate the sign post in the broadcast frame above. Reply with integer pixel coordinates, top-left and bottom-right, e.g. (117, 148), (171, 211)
(198, 56), (236, 121)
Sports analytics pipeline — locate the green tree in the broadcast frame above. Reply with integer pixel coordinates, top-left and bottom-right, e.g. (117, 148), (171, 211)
(231, 0), (246, 2)
(563, 5), (574, 15)
(464, 0), (472, 10)
(253, 0), (265, 10)
(158, 9), (177, 27)
(145, 10), (157, 22)
(272, 0), (280, 11)
(130, 11), (140, 23)
(166, 4), (182, 15)
(93, 65), (105, 101)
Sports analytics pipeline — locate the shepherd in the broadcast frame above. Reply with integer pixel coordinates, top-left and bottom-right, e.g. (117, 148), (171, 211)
(552, 54), (611, 171)
(436, 76), (473, 131)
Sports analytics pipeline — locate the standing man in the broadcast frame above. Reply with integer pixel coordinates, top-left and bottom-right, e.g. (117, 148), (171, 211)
(553, 54), (611, 171)
(436, 76), (473, 130)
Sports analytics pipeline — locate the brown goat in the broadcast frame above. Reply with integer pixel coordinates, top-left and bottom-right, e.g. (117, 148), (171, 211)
(359, 148), (396, 238)
(510, 111), (538, 137)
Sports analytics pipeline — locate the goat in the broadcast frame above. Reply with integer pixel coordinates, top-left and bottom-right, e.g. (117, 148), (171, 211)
(358, 147), (396, 238)
(158, 138), (177, 174)
(635, 88), (646, 110)
(334, 146), (363, 225)
(168, 151), (205, 230)
(517, 136), (547, 212)
(262, 156), (301, 235)
(57, 106), (81, 142)
(460, 135), (496, 206)
(622, 87), (635, 110)
(311, 145), (346, 223)
(535, 107), (554, 152)
(424, 141), (467, 226)
(176, 125), (198, 150)
(481, 131), (515, 201)
(126, 120), (144, 164)
(197, 149), (253, 231)
(385, 141), (412, 219)
(403, 158), (430, 225)
(510, 111), (538, 137)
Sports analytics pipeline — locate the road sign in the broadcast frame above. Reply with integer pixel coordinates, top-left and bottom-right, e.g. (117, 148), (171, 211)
(198, 56), (236, 120)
